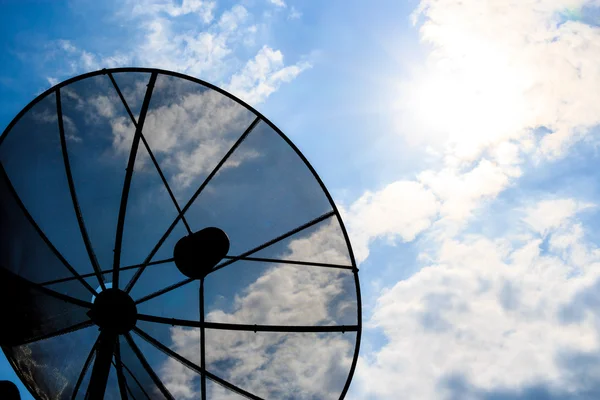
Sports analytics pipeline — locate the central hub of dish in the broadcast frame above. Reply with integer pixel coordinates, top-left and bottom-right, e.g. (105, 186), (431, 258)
(89, 288), (137, 334)
(174, 227), (230, 279)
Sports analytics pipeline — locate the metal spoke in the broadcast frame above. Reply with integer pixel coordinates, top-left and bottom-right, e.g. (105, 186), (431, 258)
(2, 268), (93, 309)
(134, 210), (334, 305)
(71, 334), (101, 400)
(16, 319), (93, 347)
(114, 339), (129, 400)
(123, 376), (138, 400)
(124, 116), (261, 294)
(106, 72), (138, 128)
(0, 164), (97, 297)
(139, 132), (193, 235)
(137, 314), (358, 333)
(208, 211), (335, 275)
(132, 327), (264, 400)
(222, 255), (353, 270)
(86, 331), (117, 400)
(123, 333), (174, 400)
(40, 257), (174, 287)
(57, 89), (106, 291)
(112, 72), (157, 288)
(134, 277), (193, 305)
(200, 278), (207, 400)
(112, 360), (139, 400)
(121, 360), (151, 400)
(108, 72), (192, 235)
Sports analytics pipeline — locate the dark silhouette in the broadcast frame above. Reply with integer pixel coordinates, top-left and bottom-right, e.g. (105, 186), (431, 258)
(0, 381), (20, 400)
(0, 68), (361, 400)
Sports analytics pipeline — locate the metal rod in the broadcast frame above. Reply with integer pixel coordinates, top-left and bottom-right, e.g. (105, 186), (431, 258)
(107, 72), (138, 127)
(71, 334), (100, 400)
(200, 278), (207, 400)
(107, 72), (192, 235)
(132, 327), (264, 400)
(112, 359), (138, 400)
(123, 333), (174, 400)
(222, 255), (353, 270)
(112, 72), (157, 289)
(114, 339), (129, 400)
(134, 277), (193, 305)
(57, 89), (106, 292)
(134, 210), (335, 305)
(121, 359), (151, 400)
(1, 268), (93, 309)
(17, 319), (93, 347)
(136, 314), (358, 333)
(86, 330), (116, 400)
(125, 116), (261, 294)
(123, 377), (138, 400)
(208, 210), (336, 275)
(40, 257), (174, 287)
(140, 132), (193, 234)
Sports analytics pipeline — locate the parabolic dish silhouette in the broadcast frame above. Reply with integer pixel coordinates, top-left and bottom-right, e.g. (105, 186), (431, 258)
(0, 68), (361, 399)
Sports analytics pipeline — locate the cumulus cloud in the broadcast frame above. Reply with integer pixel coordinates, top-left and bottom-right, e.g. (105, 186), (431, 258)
(226, 45), (312, 104)
(523, 198), (594, 235)
(44, 1), (310, 107)
(346, 1), (600, 399)
(269, 0), (287, 7)
(132, 4), (254, 79)
(354, 198), (600, 400)
(40, 3), (311, 194)
(111, 79), (259, 188)
(347, 0), (600, 263)
(396, 0), (600, 164)
(345, 181), (439, 263)
(131, 0), (216, 22)
(345, 157), (523, 263)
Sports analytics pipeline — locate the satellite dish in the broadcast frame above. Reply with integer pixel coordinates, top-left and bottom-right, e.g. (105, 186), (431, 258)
(0, 68), (361, 399)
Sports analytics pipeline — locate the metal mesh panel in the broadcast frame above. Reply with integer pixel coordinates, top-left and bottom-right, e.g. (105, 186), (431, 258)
(204, 330), (357, 399)
(3, 325), (96, 400)
(0, 91), (97, 281)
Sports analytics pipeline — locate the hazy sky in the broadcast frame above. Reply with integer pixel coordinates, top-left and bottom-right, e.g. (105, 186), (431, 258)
(2, 0), (600, 399)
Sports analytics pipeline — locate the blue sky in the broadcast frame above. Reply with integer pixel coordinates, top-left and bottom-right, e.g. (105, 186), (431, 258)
(2, 0), (600, 399)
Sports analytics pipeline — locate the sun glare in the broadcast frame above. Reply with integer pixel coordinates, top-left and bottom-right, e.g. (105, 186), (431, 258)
(395, 29), (532, 163)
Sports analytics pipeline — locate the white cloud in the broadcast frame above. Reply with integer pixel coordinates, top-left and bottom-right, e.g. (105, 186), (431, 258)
(419, 159), (520, 222)
(46, 77), (59, 86)
(44, 2), (309, 106)
(133, 7), (242, 80)
(90, 95), (116, 119)
(523, 198), (593, 235)
(394, 0), (600, 164)
(110, 82), (258, 188)
(345, 181), (439, 264)
(226, 45), (312, 105)
(288, 6), (302, 20)
(206, 219), (355, 327)
(132, 0), (216, 22)
(269, 0), (287, 7)
(347, 0), (600, 263)
(45, 4), (311, 191)
(354, 198), (600, 400)
(31, 108), (81, 143)
(347, 2), (600, 399)
(160, 327), (201, 398)
(345, 158), (522, 264)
